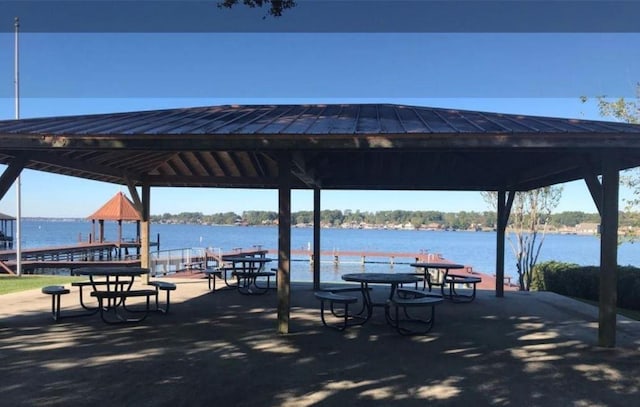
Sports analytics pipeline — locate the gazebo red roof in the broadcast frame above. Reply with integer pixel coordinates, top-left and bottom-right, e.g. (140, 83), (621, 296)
(87, 192), (140, 221)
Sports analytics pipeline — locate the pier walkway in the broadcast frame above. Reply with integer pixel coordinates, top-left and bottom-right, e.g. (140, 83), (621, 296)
(0, 242), (144, 274)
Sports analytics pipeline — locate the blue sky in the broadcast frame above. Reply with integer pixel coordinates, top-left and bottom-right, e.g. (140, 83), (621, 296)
(0, 7), (639, 217)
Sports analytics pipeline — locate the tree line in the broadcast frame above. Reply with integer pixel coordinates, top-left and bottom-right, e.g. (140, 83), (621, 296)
(150, 209), (627, 230)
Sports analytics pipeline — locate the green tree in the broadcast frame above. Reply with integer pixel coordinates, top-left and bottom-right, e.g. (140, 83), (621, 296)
(218, 0), (296, 17)
(293, 211), (313, 225)
(584, 87), (640, 228)
(483, 186), (563, 291)
(549, 211), (588, 227)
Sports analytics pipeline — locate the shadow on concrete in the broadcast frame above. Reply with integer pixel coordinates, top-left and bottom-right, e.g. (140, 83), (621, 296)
(1, 281), (639, 406)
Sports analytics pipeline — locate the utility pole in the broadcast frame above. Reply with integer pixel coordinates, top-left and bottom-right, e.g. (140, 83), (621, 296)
(14, 16), (22, 276)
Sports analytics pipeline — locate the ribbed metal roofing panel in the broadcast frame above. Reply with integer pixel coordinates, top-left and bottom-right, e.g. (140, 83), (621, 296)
(275, 105), (324, 134)
(2, 103), (640, 136)
(305, 105), (343, 134)
(3, 103), (640, 193)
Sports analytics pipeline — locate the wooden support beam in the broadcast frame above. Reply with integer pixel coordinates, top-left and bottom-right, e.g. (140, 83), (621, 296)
(313, 188), (321, 291)
(145, 175), (279, 187)
(598, 156), (618, 348)
(125, 177), (143, 214)
(583, 172), (604, 216)
(22, 151), (138, 181)
(0, 155), (27, 200)
(292, 152), (320, 188)
(584, 175), (603, 216)
(495, 190), (514, 297)
(277, 153), (292, 334)
(140, 183), (151, 285)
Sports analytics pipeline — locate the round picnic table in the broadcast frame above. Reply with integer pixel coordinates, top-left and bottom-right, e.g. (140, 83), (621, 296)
(409, 262), (464, 291)
(73, 267), (153, 323)
(220, 257), (274, 295)
(341, 272), (422, 324)
(409, 262), (480, 302)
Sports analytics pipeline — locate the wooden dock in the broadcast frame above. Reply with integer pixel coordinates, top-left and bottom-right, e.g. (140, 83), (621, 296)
(265, 248), (443, 265)
(1, 243), (453, 276)
(0, 242), (145, 274)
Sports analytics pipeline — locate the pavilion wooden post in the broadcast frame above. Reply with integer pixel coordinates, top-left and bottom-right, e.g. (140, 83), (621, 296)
(277, 154), (292, 334)
(495, 190), (514, 297)
(140, 184), (151, 284)
(117, 220), (123, 258)
(313, 187), (321, 291)
(98, 219), (105, 243)
(136, 220), (141, 256)
(598, 156), (619, 347)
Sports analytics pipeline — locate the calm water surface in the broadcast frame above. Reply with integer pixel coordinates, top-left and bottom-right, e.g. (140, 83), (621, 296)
(16, 219), (640, 282)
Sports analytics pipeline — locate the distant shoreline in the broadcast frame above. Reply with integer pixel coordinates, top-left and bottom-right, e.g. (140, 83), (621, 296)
(16, 217), (604, 237)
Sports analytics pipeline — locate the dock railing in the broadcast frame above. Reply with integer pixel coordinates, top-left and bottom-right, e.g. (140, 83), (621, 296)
(150, 247), (220, 276)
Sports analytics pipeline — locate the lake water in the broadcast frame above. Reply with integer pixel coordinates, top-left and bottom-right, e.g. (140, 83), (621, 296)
(13, 219), (640, 282)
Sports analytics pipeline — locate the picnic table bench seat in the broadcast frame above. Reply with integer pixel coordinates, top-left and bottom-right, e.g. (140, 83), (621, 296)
(319, 285), (373, 315)
(314, 291), (366, 331)
(444, 274), (481, 302)
(204, 268), (223, 291)
(234, 270), (276, 295)
(90, 289), (156, 324)
(148, 280), (177, 314)
(396, 287), (443, 299)
(41, 285), (70, 321)
(387, 291), (443, 336)
(320, 286), (370, 293)
(232, 270), (275, 279)
(71, 280), (118, 310)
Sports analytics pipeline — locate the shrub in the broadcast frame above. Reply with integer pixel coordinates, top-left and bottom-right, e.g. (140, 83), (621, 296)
(531, 261), (640, 310)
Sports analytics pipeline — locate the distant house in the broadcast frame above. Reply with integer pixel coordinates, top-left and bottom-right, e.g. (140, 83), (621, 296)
(575, 223), (600, 235)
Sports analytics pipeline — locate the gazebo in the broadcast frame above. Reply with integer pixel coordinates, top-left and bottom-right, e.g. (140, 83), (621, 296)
(87, 191), (141, 243)
(86, 192), (142, 257)
(0, 212), (15, 249)
(1, 103), (639, 347)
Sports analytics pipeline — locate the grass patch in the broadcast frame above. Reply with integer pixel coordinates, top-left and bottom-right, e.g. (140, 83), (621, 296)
(572, 297), (640, 321)
(0, 275), (84, 295)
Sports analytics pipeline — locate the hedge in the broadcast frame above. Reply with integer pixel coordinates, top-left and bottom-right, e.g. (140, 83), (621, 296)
(531, 261), (640, 310)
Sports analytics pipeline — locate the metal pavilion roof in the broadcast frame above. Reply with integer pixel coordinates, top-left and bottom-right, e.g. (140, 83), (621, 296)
(1, 103), (640, 192)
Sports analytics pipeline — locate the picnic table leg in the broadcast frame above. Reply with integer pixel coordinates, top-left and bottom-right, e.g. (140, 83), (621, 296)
(359, 282), (374, 323)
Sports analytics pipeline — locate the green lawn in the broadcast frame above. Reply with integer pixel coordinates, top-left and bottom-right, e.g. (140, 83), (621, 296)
(0, 275), (84, 295)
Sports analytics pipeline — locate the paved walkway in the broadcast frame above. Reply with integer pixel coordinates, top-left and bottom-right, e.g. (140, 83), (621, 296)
(1, 277), (639, 406)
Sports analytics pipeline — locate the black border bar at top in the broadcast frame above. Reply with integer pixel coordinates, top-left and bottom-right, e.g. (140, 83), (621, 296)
(1, 0), (638, 33)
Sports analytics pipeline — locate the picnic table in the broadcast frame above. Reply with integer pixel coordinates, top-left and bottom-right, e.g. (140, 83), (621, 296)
(410, 262), (481, 302)
(74, 266), (154, 323)
(220, 256), (275, 295)
(341, 272), (422, 324)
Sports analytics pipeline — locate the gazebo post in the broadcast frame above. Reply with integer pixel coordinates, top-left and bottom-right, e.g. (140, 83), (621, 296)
(140, 184), (151, 284)
(98, 219), (104, 243)
(313, 187), (321, 291)
(598, 155), (619, 347)
(117, 219), (123, 258)
(495, 190), (514, 297)
(277, 153), (292, 334)
(136, 220), (141, 256)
